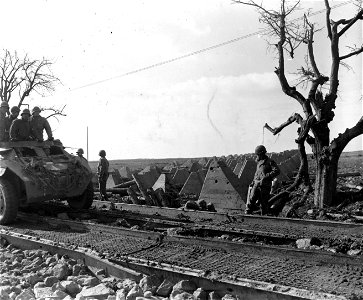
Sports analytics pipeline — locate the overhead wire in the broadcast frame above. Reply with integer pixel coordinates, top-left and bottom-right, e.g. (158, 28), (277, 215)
(67, 1), (350, 92)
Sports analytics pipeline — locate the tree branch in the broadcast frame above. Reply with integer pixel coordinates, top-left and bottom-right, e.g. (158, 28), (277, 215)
(330, 116), (363, 157)
(339, 45), (363, 60)
(338, 9), (363, 37)
(324, 0), (332, 39)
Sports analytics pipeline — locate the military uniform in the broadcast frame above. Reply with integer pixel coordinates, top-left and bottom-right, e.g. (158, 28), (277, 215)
(9, 119), (32, 141)
(4, 115), (18, 141)
(30, 115), (53, 141)
(0, 102), (9, 142)
(245, 155), (280, 215)
(97, 155), (109, 201)
(0, 111), (7, 142)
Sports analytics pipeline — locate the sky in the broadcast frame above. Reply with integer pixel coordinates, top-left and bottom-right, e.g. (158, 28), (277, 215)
(2, 0), (362, 160)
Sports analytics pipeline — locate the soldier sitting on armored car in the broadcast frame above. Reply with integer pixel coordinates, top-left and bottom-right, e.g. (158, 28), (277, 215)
(30, 106), (53, 142)
(9, 109), (33, 141)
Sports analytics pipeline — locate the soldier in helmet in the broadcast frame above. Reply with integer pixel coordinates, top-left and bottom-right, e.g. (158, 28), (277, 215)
(0, 101), (10, 142)
(9, 108), (33, 141)
(4, 106), (20, 141)
(245, 145), (280, 215)
(76, 148), (88, 162)
(30, 106), (53, 142)
(97, 150), (109, 201)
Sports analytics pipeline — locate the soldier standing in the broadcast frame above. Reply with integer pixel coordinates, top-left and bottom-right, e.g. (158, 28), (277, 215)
(29, 106), (53, 142)
(97, 150), (109, 201)
(245, 145), (280, 215)
(0, 101), (10, 142)
(9, 109), (32, 141)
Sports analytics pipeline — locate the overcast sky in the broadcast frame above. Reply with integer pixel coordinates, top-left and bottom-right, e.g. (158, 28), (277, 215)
(2, 0), (362, 160)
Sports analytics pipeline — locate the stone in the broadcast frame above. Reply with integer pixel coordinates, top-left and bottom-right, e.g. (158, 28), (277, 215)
(0, 286), (12, 294)
(347, 249), (361, 256)
(77, 283), (114, 299)
(171, 292), (195, 300)
(51, 289), (69, 299)
(60, 280), (81, 295)
(57, 213), (69, 220)
(24, 273), (43, 286)
(221, 295), (235, 300)
(72, 264), (82, 276)
(184, 200), (200, 210)
(116, 289), (128, 300)
(33, 286), (53, 299)
(52, 263), (71, 280)
(156, 279), (174, 297)
(126, 284), (143, 300)
(296, 238), (321, 249)
(78, 276), (100, 287)
(15, 290), (35, 300)
(208, 291), (221, 300)
(193, 288), (207, 300)
(143, 291), (153, 298)
(45, 257), (57, 265)
(33, 282), (46, 289)
(116, 279), (137, 293)
(0, 287), (10, 299)
(172, 281), (197, 294)
(9, 292), (16, 300)
(44, 276), (59, 287)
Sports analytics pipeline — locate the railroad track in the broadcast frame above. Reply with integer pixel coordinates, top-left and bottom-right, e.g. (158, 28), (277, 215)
(1, 211), (363, 298)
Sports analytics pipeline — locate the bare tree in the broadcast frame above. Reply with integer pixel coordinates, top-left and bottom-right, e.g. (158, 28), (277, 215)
(234, 0), (363, 207)
(0, 49), (64, 118)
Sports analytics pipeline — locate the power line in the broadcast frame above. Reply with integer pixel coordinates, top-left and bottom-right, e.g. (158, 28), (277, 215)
(70, 1), (350, 91)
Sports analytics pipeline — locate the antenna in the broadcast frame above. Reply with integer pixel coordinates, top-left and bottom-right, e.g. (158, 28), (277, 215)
(86, 126), (89, 161)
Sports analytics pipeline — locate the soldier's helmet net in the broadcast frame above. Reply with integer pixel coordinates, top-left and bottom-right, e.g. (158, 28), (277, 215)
(76, 148), (84, 154)
(21, 108), (31, 115)
(11, 106), (20, 114)
(99, 150), (106, 157)
(255, 145), (267, 155)
(32, 106), (41, 113)
(1, 101), (9, 108)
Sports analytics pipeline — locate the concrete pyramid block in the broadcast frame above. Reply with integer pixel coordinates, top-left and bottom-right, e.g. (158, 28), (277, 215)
(197, 169), (207, 183)
(111, 168), (123, 185)
(118, 166), (133, 180)
(171, 168), (190, 186)
(181, 159), (195, 169)
(233, 162), (243, 176)
(228, 159), (237, 171)
(198, 160), (246, 212)
(198, 157), (209, 166)
(237, 158), (257, 201)
(152, 174), (168, 192)
(179, 172), (203, 195)
(189, 162), (203, 173)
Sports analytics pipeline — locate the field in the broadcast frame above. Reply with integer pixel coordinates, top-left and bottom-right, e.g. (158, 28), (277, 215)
(88, 150), (363, 174)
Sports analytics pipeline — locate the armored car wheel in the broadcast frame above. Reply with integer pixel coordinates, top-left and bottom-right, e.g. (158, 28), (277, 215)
(0, 178), (19, 225)
(67, 182), (94, 210)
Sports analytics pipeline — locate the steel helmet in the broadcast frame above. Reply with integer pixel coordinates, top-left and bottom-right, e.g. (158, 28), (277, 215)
(255, 145), (267, 155)
(99, 150), (106, 157)
(21, 108), (31, 116)
(32, 106), (41, 113)
(76, 148), (84, 154)
(0, 101), (9, 108)
(10, 106), (20, 114)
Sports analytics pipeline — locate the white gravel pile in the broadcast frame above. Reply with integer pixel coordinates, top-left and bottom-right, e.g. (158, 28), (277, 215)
(0, 242), (237, 300)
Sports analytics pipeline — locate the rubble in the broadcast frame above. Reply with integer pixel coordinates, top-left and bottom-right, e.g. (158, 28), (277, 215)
(0, 242), (240, 300)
